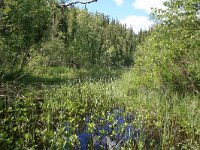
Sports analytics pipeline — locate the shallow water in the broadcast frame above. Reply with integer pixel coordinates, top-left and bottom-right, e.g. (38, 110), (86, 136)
(66, 109), (141, 149)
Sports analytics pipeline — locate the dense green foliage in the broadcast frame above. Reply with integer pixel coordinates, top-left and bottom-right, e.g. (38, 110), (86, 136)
(1, 69), (199, 149)
(0, 0), (136, 81)
(0, 0), (53, 76)
(133, 0), (200, 94)
(0, 0), (200, 149)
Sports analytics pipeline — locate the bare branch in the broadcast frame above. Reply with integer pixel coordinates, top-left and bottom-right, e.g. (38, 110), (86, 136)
(59, 0), (97, 8)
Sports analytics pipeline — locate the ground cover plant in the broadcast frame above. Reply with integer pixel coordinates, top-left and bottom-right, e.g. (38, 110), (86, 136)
(0, 0), (200, 149)
(0, 68), (199, 149)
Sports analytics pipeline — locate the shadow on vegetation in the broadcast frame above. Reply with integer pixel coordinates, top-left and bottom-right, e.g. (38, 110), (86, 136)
(2, 67), (128, 86)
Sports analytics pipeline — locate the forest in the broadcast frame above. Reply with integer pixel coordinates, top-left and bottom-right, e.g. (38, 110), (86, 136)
(0, 0), (199, 149)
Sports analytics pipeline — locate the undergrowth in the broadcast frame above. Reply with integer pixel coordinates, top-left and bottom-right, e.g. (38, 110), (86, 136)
(0, 67), (199, 149)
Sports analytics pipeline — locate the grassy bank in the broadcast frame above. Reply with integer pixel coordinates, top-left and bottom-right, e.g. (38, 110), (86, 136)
(0, 67), (199, 149)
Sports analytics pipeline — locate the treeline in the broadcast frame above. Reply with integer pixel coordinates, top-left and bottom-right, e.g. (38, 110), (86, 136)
(132, 0), (200, 94)
(50, 8), (136, 68)
(0, 0), (140, 80)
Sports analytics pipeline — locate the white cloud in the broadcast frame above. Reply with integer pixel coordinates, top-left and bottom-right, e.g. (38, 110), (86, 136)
(132, 0), (167, 13)
(121, 16), (153, 33)
(113, 0), (124, 6)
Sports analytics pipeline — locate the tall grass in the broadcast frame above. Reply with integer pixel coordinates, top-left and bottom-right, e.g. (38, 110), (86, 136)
(0, 67), (199, 149)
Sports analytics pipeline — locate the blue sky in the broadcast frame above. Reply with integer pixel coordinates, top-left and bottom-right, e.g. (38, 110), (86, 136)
(66, 0), (166, 33)
(82, 0), (147, 20)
